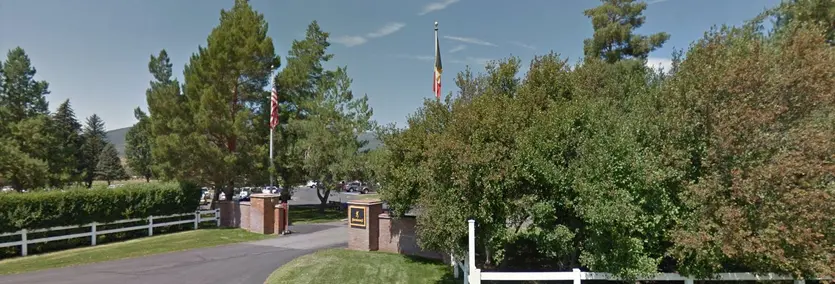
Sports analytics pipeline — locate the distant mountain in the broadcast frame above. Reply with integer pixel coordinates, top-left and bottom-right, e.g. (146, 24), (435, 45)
(105, 126), (382, 158)
(105, 127), (131, 157)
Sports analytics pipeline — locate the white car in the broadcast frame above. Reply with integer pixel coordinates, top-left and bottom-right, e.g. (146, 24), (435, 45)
(305, 181), (318, 188)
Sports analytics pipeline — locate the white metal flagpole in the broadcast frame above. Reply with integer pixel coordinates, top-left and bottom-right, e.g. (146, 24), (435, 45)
(269, 126), (274, 188)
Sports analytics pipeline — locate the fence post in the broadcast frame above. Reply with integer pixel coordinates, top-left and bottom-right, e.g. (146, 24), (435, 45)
(91, 223), (97, 246)
(148, 216), (154, 236)
(20, 229), (27, 256)
(215, 209), (220, 227)
(452, 254), (459, 278)
(467, 220), (480, 284)
(794, 280), (805, 284)
(573, 268), (582, 284)
(685, 279), (694, 284)
(194, 211), (199, 230)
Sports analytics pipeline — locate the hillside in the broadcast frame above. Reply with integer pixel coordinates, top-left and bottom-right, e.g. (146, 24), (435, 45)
(105, 126), (382, 157)
(105, 127), (131, 157)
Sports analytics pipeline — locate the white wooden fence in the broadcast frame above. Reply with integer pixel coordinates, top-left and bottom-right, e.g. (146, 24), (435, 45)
(455, 220), (833, 284)
(0, 209), (220, 257)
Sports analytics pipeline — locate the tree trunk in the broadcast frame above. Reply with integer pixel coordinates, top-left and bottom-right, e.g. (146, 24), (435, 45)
(145, 176), (150, 183)
(316, 185), (330, 213)
(107, 180), (111, 186)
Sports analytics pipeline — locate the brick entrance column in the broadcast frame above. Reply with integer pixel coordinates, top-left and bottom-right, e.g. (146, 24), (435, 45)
(249, 194), (280, 234)
(347, 199), (383, 251)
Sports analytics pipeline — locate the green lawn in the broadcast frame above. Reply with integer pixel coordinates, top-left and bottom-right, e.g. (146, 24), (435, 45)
(0, 228), (273, 275)
(354, 193), (381, 200)
(290, 205), (345, 224)
(265, 249), (455, 284)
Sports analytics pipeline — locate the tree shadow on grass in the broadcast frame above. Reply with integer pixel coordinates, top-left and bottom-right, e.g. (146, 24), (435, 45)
(402, 255), (458, 284)
(289, 204), (345, 225)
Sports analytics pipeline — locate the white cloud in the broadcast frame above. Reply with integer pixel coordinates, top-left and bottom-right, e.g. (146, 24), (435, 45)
(332, 36), (368, 47)
(333, 23), (407, 47)
(646, 0), (670, 4)
(366, 22), (406, 38)
(443, 35), (497, 47)
(419, 0), (460, 16)
(449, 45), (466, 53)
(646, 57), (673, 72)
(510, 41), (536, 50)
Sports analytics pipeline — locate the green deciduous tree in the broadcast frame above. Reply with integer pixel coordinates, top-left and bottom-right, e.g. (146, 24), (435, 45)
(583, 0), (670, 63)
(125, 107), (153, 182)
(96, 143), (128, 185)
(80, 114), (108, 188)
(0, 47), (53, 191)
(667, 22), (835, 278)
(149, 0), (278, 200)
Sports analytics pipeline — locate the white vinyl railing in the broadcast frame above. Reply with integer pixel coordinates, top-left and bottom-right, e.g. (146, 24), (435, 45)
(0, 209), (220, 256)
(458, 220), (832, 284)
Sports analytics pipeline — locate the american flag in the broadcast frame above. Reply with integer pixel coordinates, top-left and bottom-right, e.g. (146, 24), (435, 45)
(433, 23), (442, 99)
(270, 88), (278, 129)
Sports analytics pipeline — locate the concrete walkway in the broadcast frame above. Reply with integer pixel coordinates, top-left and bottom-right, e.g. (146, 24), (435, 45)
(0, 222), (347, 284)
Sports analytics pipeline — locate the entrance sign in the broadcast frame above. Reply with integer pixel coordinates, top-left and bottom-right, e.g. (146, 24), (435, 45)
(349, 206), (366, 229)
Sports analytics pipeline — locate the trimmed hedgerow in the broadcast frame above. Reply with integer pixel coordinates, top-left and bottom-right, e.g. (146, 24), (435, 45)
(0, 182), (201, 233)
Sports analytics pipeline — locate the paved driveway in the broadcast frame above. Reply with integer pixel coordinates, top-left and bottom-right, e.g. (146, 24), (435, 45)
(0, 222), (347, 284)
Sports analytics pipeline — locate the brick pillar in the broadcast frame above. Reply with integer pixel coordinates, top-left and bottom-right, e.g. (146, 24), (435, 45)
(217, 200), (240, 228)
(274, 203), (287, 234)
(249, 194), (280, 234)
(347, 199), (383, 251)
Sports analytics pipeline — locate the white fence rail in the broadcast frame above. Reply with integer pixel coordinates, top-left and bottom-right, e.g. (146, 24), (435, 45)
(0, 209), (220, 256)
(458, 220), (832, 284)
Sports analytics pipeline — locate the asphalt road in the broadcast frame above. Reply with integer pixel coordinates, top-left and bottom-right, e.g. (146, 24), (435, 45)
(0, 222), (347, 284)
(288, 186), (376, 206)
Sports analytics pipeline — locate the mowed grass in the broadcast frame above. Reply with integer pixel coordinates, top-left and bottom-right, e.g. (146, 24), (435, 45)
(354, 193), (381, 200)
(0, 228), (273, 275)
(92, 179), (158, 186)
(265, 249), (455, 284)
(290, 205), (345, 224)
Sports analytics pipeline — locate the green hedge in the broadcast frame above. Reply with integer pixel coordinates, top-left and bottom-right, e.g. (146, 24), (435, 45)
(0, 182), (201, 233)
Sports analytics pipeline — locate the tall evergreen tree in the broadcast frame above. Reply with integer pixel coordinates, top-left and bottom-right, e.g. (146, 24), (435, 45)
(49, 99), (83, 186)
(96, 143), (127, 185)
(150, 0), (278, 200)
(145, 50), (186, 180)
(80, 114), (107, 188)
(125, 107), (153, 182)
(583, 0), (670, 63)
(300, 66), (374, 212)
(271, 21), (334, 191)
(0, 47), (53, 191)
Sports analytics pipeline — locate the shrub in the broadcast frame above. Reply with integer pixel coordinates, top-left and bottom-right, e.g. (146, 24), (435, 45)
(0, 182), (201, 233)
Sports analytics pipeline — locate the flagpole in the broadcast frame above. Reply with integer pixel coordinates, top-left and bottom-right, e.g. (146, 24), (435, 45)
(269, 65), (275, 190)
(434, 21), (439, 99)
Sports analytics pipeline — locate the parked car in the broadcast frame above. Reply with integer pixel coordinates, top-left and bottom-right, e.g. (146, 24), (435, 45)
(344, 181), (372, 194)
(306, 180), (319, 188)
(238, 190), (251, 201)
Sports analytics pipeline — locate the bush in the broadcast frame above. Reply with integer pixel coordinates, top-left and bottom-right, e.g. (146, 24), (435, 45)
(0, 182), (201, 233)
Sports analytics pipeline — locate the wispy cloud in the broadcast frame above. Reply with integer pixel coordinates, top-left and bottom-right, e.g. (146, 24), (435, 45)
(646, 57), (673, 72)
(333, 22), (407, 47)
(510, 41), (536, 50)
(419, 0), (460, 16)
(646, 0), (670, 4)
(332, 36), (368, 47)
(366, 22), (406, 38)
(393, 54), (435, 61)
(449, 57), (493, 66)
(449, 45), (466, 53)
(443, 35), (497, 47)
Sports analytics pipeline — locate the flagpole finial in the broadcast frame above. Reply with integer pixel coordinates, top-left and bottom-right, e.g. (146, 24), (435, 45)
(435, 21), (438, 30)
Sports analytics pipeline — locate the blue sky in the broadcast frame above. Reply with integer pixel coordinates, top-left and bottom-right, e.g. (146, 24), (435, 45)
(0, 0), (780, 130)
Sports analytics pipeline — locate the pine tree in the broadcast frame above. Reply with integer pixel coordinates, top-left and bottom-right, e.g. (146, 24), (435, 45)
(96, 143), (127, 185)
(144, 50), (186, 180)
(149, 0), (278, 200)
(125, 107), (153, 182)
(300, 66), (374, 212)
(80, 114), (107, 188)
(50, 99), (83, 186)
(0, 47), (53, 191)
(271, 21), (334, 190)
(583, 0), (670, 63)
